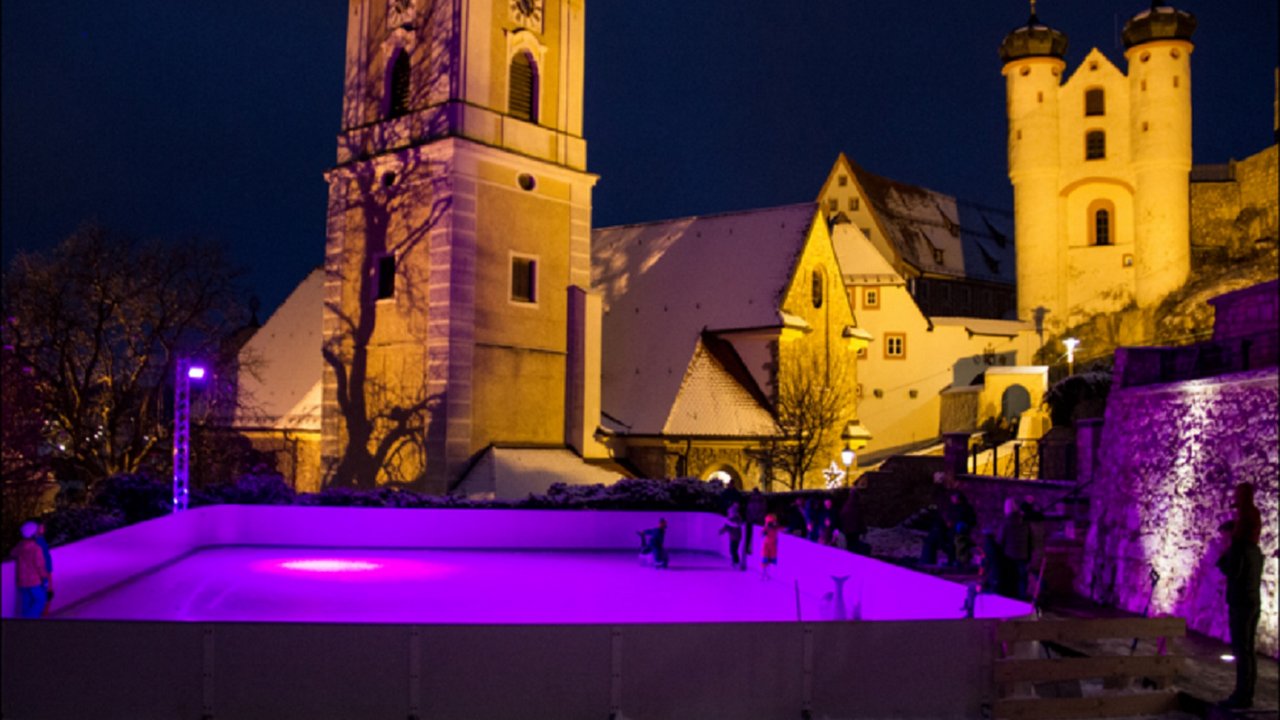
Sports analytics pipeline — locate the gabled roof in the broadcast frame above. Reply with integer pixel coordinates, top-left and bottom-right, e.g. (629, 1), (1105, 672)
(234, 267), (325, 431)
(663, 333), (776, 436)
(824, 154), (1015, 285)
(592, 203), (817, 434)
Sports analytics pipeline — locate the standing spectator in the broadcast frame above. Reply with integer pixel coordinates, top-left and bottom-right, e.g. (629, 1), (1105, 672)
(12, 521), (50, 618)
(33, 519), (53, 616)
(761, 514), (780, 579)
(839, 488), (868, 554)
(1216, 482), (1264, 710)
(785, 498), (809, 537)
(1020, 496), (1046, 598)
(744, 489), (767, 568)
(998, 498), (1032, 599)
(719, 504), (745, 568)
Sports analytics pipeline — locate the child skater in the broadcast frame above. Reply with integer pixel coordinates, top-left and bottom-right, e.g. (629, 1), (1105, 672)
(761, 513), (780, 579)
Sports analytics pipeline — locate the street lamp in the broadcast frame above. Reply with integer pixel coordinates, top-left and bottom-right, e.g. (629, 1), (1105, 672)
(173, 358), (206, 512)
(840, 446), (856, 487)
(1063, 337), (1080, 375)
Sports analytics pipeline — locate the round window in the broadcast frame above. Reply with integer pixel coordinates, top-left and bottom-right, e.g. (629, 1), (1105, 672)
(518, 173), (536, 191)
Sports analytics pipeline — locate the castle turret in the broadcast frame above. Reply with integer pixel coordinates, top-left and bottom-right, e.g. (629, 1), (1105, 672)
(1001, 6), (1069, 327)
(1124, 1), (1195, 307)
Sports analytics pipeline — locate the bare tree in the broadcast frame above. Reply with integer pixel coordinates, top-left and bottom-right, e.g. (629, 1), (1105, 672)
(2, 346), (55, 549)
(1, 224), (248, 486)
(767, 349), (857, 491)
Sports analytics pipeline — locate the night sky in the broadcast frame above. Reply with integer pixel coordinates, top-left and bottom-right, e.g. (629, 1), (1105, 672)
(3, 1), (1276, 315)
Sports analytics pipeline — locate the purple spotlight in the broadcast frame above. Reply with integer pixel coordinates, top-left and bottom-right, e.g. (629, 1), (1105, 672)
(281, 559), (381, 573)
(187, 365), (207, 380)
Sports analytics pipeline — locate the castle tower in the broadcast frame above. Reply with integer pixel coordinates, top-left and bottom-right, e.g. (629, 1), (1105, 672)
(321, 0), (597, 492)
(1123, 2), (1195, 307)
(1000, 5), (1069, 328)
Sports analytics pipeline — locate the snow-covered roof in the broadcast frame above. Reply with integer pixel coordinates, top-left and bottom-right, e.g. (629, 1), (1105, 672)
(847, 159), (1015, 284)
(456, 447), (628, 500)
(592, 203), (817, 434)
(663, 334), (776, 436)
(830, 223), (903, 284)
(234, 268), (325, 431)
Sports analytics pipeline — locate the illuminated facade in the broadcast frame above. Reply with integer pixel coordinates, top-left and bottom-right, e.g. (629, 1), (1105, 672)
(1000, 3), (1196, 332)
(321, 0), (600, 492)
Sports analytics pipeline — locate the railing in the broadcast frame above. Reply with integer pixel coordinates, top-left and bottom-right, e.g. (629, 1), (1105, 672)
(969, 440), (1076, 481)
(993, 616), (1186, 719)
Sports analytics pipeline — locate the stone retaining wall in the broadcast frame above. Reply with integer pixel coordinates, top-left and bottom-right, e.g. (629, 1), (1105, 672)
(1078, 368), (1279, 657)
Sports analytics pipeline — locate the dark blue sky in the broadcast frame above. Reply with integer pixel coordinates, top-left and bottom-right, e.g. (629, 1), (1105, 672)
(4, 1), (1276, 315)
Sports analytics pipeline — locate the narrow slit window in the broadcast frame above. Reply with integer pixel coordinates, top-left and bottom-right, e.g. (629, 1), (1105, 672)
(376, 254), (396, 300)
(508, 51), (537, 123)
(811, 269), (824, 309)
(511, 256), (537, 303)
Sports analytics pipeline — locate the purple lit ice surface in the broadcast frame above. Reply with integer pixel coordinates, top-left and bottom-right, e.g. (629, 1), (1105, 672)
(29, 506), (1031, 624)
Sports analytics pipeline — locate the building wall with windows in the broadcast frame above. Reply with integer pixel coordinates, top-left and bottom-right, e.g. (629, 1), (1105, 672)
(1002, 11), (1194, 333)
(832, 225), (1037, 457)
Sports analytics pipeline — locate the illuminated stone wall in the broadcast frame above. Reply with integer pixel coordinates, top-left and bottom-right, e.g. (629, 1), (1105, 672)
(1079, 368), (1279, 657)
(1191, 144), (1279, 261)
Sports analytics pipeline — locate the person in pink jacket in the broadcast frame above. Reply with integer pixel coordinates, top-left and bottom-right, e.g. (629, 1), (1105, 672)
(13, 520), (50, 618)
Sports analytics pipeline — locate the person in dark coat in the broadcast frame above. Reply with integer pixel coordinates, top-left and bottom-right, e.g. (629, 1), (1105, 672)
(997, 498), (1032, 599)
(639, 518), (669, 569)
(743, 489), (767, 570)
(719, 504), (745, 568)
(1216, 482), (1264, 710)
(839, 489), (868, 554)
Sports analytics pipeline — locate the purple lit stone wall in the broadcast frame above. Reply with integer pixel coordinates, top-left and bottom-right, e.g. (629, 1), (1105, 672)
(1079, 368), (1279, 657)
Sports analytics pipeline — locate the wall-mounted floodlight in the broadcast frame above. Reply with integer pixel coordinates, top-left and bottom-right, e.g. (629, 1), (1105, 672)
(1063, 337), (1080, 375)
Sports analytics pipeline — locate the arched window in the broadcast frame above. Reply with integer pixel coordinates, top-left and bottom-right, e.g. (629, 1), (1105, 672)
(1085, 131), (1106, 160)
(388, 50), (411, 118)
(811, 268), (824, 308)
(1087, 200), (1116, 246)
(1085, 88), (1105, 116)
(508, 51), (537, 123)
(1094, 208), (1111, 246)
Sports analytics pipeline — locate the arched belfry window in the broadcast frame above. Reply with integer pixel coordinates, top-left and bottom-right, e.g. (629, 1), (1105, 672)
(508, 51), (537, 123)
(388, 50), (411, 118)
(1085, 131), (1106, 160)
(1085, 88), (1105, 116)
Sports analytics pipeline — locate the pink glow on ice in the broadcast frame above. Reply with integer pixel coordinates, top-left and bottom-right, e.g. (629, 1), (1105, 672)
(279, 559), (380, 573)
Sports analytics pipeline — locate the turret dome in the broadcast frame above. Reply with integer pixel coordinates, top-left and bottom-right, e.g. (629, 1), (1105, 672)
(1122, 1), (1196, 49)
(999, 7), (1068, 65)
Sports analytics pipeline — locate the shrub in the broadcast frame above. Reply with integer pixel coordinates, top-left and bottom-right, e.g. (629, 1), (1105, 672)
(193, 472), (296, 507)
(43, 506), (126, 546)
(90, 473), (172, 524)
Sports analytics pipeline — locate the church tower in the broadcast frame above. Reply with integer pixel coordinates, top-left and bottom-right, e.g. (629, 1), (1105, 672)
(1000, 2), (1195, 334)
(321, 0), (598, 492)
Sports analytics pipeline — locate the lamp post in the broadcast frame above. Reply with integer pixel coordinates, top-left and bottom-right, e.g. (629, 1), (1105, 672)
(173, 358), (206, 512)
(1063, 337), (1080, 376)
(841, 446), (856, 487)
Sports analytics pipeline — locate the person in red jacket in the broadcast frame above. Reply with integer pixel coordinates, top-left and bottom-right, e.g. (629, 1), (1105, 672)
(12, 520), (50, 618)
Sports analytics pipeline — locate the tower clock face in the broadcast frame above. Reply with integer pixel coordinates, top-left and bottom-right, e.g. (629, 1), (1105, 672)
(510, 0), (543, 31)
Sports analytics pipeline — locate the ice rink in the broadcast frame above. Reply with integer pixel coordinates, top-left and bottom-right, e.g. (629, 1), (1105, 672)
(56, 546), (872, 624)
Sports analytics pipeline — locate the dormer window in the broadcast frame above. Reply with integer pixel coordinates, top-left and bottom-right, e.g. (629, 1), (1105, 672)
(1085, 88), (1105, 116)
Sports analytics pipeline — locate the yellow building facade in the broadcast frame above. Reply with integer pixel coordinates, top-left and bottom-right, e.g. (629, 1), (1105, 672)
(1001, 4), (1195, 332)
(321, 0), (600, 492)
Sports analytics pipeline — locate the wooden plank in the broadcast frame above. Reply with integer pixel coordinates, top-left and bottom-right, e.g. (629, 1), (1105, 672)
(997, 617), (1185, 643)
(994, 692), (1178, 720)
(994, 655), (1181, 683)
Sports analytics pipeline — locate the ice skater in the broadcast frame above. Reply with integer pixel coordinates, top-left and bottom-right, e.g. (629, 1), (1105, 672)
(719, 504), (744, 568)
(639, 518), (669, 569)
(761, 514), (780, 579)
